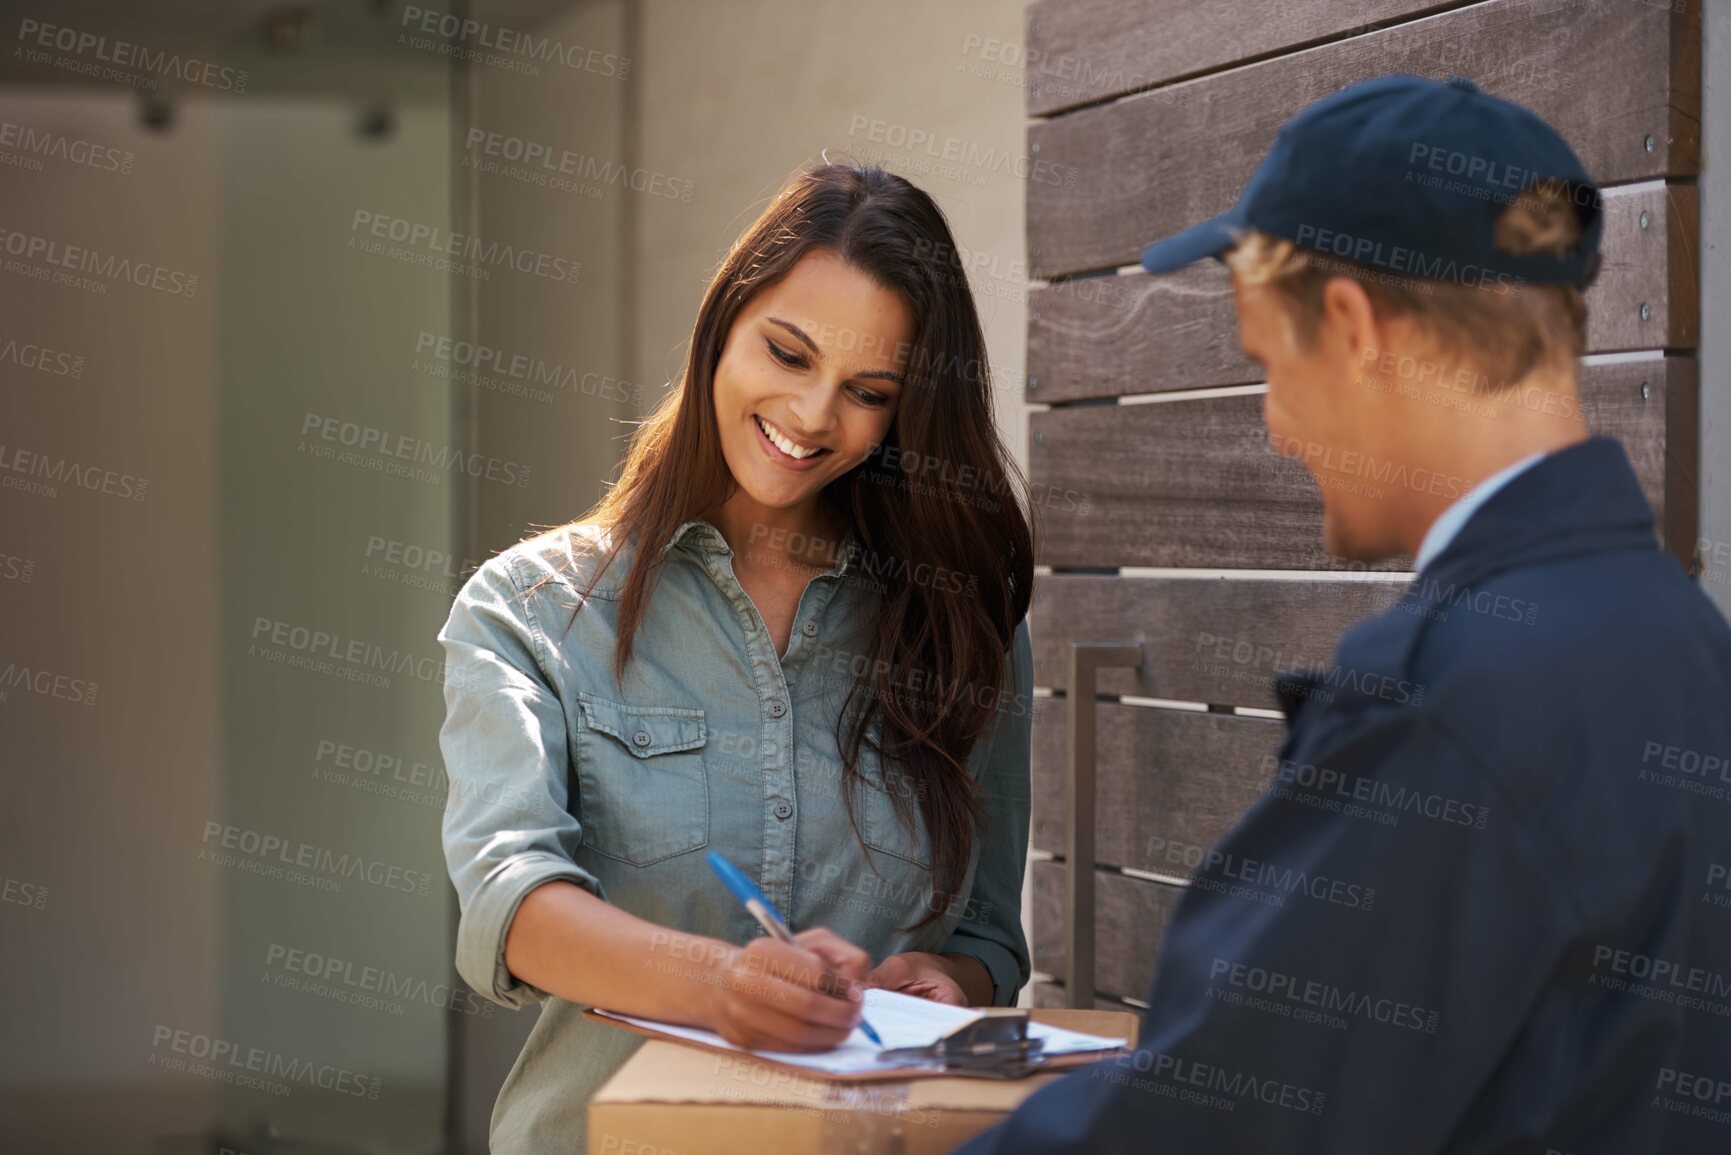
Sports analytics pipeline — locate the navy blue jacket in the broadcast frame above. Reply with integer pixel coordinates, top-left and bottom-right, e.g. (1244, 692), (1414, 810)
(957, 436), (1731, 1154)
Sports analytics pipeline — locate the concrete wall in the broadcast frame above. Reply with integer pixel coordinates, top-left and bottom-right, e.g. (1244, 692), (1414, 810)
(0, 43), (459, 1155)
(1703, 3), (1731, 618)
(0, 85), (225, 1147)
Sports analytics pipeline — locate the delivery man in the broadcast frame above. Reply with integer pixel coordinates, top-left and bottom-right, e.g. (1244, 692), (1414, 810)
(956, 74), (1731, 1154)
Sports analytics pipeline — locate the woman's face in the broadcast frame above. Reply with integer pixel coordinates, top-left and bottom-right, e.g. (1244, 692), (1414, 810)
(712, 249), (914, 514)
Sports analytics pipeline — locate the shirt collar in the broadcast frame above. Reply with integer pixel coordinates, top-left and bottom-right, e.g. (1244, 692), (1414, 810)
(663, 518), (731, 557)
(1413, 450), (1549, 574)
(663, 517), (857, 579)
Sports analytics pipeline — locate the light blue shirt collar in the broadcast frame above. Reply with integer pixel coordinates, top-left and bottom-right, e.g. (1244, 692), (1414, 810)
(1413, 451), (1548, 573)
(665, 517), (858, 578)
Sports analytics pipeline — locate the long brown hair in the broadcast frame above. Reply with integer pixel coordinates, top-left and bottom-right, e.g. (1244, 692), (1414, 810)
(528, 161), (1033, 929)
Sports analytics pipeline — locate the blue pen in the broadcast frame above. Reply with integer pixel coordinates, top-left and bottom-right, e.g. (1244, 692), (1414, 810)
(706, 850), (883, 1047)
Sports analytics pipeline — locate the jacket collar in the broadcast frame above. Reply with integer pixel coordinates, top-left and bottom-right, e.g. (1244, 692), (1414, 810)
(1417, 435), (1659, 594)
(1273, 435), (1660, 721)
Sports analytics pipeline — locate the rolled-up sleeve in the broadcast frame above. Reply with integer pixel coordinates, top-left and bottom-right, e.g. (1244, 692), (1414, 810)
(941, 615), (1035, 1007)
(438, 553), (601, 1009)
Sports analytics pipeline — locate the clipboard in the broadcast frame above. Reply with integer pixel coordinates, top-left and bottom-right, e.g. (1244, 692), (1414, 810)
(583, 1005), (1133, 1083)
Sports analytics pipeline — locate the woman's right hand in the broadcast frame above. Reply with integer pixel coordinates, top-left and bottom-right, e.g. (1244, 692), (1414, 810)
(702, 927), (872, 1052)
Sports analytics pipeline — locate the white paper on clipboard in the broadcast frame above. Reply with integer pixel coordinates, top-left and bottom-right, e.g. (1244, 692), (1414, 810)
(592, 987), (1128, 1077)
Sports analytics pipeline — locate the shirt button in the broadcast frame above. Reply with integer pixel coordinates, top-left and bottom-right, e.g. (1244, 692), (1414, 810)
(632, 730), (651, 748)
(768, 700), (787, 718)
(773, 801), (793, 820)
(801, 621), (818, 637)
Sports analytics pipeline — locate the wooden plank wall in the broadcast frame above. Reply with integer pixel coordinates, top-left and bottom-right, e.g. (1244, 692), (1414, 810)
(1023, 0), (1703, 1009)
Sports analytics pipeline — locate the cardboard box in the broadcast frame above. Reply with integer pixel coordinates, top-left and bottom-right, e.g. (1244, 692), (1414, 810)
(589, 1008), (1139, 1155)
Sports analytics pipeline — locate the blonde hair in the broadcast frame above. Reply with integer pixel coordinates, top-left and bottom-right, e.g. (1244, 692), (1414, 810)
(1224, 179), (1589, 389)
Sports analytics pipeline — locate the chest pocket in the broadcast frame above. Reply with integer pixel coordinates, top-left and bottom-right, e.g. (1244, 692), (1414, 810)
(858, 720), (934, 871)
(572, 692), (709, 866)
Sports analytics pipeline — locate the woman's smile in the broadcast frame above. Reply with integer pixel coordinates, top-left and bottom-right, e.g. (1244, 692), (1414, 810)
(752, 413), (833, 469)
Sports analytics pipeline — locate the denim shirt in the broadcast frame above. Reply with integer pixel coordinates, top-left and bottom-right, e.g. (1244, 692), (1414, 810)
(436, 518), (1033, 1154)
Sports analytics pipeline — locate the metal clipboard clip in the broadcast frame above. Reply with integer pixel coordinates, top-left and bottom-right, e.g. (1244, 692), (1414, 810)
(873, 1010), (1049, 1080)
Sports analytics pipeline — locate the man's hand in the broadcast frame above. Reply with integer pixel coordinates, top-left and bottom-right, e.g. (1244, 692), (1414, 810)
(866, 951), (972, 1005)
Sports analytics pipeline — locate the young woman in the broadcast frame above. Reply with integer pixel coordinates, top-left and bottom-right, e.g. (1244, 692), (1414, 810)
(437, 161), (1035, 1153)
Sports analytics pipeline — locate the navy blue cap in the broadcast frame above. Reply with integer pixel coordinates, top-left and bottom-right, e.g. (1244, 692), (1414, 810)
(1139, 74), (1603, 289)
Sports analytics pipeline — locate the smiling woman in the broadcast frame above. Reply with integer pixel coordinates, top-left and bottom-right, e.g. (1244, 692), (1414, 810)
(435, 161), (1036, 1154)
(719, 249), (911, 488)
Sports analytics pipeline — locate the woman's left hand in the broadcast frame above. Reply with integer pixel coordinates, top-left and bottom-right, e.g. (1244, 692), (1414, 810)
(865, 952), (970, 1005)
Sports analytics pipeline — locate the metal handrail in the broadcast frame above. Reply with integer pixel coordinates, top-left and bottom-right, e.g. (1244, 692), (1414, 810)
(1065, 642), (1142, 1009)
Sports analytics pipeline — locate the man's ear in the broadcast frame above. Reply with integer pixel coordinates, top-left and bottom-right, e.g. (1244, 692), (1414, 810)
(1319, 276), (1381, 366)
